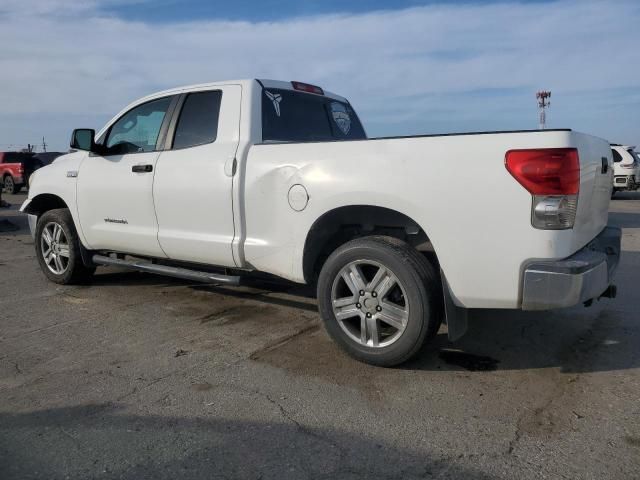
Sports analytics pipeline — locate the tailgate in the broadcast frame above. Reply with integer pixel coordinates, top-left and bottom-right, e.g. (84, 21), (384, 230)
(570, 132), (613, 252)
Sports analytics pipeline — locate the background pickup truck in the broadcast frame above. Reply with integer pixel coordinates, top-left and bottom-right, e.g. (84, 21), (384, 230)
(21, 79), (621, 366)
(1, 151), (43, 194)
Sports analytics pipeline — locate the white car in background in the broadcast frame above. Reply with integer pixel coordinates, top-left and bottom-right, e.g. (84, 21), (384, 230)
(611, 144), (640, 194)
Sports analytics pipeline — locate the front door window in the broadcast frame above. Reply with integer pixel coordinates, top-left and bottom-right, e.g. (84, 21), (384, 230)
(105, 97), (172, 155)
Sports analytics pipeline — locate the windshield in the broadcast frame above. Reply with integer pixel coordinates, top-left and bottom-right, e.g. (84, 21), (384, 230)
(261, 88), (366, 143)
(627, 149), (639, 162)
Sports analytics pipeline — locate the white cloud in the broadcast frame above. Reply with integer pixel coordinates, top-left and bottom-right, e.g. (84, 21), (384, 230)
(0, 0), (639, 149)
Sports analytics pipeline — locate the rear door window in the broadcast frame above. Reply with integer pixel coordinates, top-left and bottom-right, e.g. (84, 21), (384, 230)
(262, 88), (366, 142)
(172, 90), (222, 150)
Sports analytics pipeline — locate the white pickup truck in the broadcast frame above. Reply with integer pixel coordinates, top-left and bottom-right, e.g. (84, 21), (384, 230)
(22, 79), (621, 366)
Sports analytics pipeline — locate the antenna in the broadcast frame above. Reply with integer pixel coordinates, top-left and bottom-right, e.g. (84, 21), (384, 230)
(536, 90), (551, 130)
(42, 136), (47, 152)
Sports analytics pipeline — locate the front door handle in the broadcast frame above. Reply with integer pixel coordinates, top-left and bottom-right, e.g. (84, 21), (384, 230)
(132, 164), (153, 173)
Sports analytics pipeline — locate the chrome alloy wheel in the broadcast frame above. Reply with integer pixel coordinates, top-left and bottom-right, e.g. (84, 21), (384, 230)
(40, 222), (70, 275)
(331, 260), (409, 348)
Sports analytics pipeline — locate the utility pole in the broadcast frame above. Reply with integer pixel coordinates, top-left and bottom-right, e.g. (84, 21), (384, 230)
(536, 90), (551, 130)
(42, 136), (47, 152)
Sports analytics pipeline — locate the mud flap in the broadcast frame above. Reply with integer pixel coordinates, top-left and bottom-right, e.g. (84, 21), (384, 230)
(441, 273), (468, 341)
(79, 243), (97, 268)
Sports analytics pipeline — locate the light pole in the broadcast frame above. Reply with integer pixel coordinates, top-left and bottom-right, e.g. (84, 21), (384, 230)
(536, 90), (551, 130)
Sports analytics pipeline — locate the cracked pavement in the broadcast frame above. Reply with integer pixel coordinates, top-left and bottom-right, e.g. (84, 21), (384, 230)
(1, 191), (639, 479)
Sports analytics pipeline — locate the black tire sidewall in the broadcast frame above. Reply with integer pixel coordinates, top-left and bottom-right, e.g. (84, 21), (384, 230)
(318, 238), (433, 365)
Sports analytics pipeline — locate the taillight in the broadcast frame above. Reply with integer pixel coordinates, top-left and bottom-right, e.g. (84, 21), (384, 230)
(18, 164), (24, 173)
(505, 148), (580, 230)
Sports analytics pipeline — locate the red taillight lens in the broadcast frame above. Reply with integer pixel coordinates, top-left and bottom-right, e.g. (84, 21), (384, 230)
(505, 148), (580, 195)
(291, 81), (324, 95)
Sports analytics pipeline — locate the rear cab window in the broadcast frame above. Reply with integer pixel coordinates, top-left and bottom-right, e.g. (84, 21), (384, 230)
(261, 88), (366, 143)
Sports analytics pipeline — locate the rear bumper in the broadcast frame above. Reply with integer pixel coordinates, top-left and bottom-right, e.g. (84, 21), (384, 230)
(614, 175), (635, 188)
(521, 226), (621, 310)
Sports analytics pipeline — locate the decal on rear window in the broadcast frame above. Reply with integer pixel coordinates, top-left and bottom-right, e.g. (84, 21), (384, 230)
(330, 102), (351, 135)
(265, 90), (282, 117)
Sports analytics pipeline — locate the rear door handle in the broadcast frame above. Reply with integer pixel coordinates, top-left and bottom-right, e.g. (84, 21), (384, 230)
(132, 164), (153, 173)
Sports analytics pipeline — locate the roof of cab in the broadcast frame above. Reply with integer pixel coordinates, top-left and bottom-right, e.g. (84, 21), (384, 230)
(612, 144), (636, 150)
(134, 79), (348, 105)
(96, 79), (350, 139)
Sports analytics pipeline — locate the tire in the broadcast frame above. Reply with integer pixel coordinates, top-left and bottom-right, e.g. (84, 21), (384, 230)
(317, 235), (443, 366)
(34, 208), (95, 284)
(3, 175), (20, 194)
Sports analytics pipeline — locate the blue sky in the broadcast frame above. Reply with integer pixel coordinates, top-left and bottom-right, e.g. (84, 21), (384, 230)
(106, 0), (552, 22)
(0, 0), (638, 151)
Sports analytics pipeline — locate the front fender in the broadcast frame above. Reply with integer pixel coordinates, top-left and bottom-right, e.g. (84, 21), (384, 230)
(20, 151), (89, 247)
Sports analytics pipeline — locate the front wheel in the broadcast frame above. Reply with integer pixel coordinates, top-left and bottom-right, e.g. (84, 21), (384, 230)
(35, 208), (95, 284)
(317, 236), (443, 366)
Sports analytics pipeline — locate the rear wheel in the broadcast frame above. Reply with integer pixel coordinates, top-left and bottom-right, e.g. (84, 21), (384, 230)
(35, 209), (95, 284)
(317, 236), (443, 366)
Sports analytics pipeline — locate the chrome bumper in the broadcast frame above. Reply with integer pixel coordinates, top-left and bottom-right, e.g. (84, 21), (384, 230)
(521, 226), (621, 310)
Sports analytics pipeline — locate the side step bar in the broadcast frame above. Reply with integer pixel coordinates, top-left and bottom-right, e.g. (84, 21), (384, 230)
(92, 254), (242, 285)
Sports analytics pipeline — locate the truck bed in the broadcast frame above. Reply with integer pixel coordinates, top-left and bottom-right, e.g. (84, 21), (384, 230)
(243, 129), (612, 309)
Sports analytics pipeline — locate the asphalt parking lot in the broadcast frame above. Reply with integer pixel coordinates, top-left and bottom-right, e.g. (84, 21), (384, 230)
(1, 191), (639, 480)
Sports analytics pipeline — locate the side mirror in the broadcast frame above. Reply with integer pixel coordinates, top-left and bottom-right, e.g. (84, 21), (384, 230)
(70, 129), (96, 152)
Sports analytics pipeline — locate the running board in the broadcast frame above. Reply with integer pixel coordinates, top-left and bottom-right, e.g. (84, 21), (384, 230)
(92, 254), (242, 285)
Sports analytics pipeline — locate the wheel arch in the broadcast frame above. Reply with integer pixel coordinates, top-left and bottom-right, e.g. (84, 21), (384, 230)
(26, 195), (96, 268)
(302, 204), (438, 284)
(22, 193), (69, 216)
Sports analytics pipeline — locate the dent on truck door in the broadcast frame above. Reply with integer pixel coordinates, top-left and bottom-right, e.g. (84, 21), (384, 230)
(76, 95), (176, 257)
(152, 85), (241, 267)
